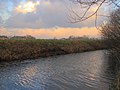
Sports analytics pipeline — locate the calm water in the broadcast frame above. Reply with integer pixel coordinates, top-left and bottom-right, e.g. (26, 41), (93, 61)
(0, 50), (115, 90)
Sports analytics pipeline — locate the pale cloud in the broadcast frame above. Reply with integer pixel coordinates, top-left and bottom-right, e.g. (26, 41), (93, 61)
(15, 1), (40, 14)
(0, 27), (101, 39)
(42, 0), (51, 6)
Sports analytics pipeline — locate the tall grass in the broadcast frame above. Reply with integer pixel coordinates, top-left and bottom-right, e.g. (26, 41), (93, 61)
(0, 39), (105, 62)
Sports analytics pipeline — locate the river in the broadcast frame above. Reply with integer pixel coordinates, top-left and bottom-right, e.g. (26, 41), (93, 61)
(0, 50), (115, 90)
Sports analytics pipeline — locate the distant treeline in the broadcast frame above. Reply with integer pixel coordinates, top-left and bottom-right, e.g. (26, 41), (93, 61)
(0, 35), (36, 40)
(0, 35), (98, 40)
(0, 38), (106, 62)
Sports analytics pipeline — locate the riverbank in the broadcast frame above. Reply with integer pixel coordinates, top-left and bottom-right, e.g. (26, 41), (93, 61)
(0, 39), (106, 62)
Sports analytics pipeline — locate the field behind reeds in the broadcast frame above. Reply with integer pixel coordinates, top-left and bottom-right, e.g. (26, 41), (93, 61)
(0, 39), (106, 62)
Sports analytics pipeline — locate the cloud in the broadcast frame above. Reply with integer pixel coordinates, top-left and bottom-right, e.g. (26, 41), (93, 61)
(15, 1), (40, 14)
(0, 0), (108, 39)
(5, 0), (70, 28)
(0, 27), (101, 39)
(3, 0), (109, 29)
(0, 17), (4, 26)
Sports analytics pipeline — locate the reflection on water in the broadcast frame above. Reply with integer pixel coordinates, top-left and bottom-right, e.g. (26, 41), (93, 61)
(0, 50), (115, 90)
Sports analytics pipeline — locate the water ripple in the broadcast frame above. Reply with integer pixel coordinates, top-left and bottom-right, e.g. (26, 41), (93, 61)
(0, 50), (115, 90)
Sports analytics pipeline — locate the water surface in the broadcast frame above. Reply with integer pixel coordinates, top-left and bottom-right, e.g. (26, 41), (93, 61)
(0, 50), (115, 90)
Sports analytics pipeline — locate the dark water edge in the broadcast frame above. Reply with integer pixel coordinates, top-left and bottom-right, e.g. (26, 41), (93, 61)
(0, 50), (116, 90)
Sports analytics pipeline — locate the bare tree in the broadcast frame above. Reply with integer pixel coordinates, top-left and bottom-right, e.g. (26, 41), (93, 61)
(101, 8), (120, 90)
(69, 0), (120, 25)
(101, 8), (120, 63)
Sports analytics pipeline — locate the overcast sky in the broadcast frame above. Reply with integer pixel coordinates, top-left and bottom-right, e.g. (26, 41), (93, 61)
(0, 0), (111, 39)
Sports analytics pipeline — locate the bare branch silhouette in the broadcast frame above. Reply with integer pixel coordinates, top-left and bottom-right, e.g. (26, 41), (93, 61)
(69, 0), (120, 24)
(101, 8), (120, 58)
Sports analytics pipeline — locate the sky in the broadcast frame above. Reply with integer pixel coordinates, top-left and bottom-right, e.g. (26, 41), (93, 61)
(0, 0), (111, 39)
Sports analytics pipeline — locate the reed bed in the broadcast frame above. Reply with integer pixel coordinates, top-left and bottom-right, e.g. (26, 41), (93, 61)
(0, 39), (105, 61)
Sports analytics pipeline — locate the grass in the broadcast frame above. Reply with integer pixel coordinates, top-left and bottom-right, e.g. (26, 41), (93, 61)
(0, 38), (106, 62)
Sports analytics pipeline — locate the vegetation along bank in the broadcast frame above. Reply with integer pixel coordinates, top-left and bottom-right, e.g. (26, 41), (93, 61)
(0, 37), (106, 62)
